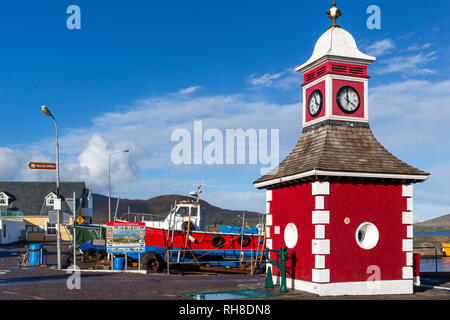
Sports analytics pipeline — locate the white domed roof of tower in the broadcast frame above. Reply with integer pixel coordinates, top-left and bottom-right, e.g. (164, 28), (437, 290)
(296, 1), (376, 73)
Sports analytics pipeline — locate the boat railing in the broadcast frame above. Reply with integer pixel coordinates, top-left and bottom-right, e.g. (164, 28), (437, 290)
(117, 212), (166, 223)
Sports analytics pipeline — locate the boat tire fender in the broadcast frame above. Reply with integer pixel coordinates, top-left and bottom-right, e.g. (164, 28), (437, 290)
(237, 235), (251, 247)
(210, 235), (225, 248)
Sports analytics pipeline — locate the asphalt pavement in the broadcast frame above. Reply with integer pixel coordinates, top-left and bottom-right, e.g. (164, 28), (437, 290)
(0, 242), (449, 301)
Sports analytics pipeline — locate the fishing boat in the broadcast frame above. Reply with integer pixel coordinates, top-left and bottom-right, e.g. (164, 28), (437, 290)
(81, 186), (266, 272)
(442, 242), (450, 256)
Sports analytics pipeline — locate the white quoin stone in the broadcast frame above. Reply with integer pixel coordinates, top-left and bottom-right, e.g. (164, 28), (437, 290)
(315, 225), (326, 239)
(402, 239), (413, 252)
(266, 214), (272, 226)
(315, 255), (326, 269)
(312, 239), (330, 255)
(402, 185), (413, 197)
(402, 267), (413, 279)
(406, 225), (413, 238)
(402, 212), (414, 225)
(266, 190), (272, 202)
(312, 268), (330, 283)
(312, 182), (330, 195)
(406, 252), (413, 266)
(312, 211), (330, 224)
(315, 196), (325, 210)
(406, 198), (414, 211)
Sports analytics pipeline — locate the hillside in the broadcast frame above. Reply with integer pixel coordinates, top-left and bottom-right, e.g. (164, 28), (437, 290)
(414, 214), (450, 229)
(91, 194), (263, 227)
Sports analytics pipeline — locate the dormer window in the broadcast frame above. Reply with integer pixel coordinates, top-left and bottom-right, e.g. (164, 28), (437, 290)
(45, 192), (57, 206)
(0, 192), (9, 206)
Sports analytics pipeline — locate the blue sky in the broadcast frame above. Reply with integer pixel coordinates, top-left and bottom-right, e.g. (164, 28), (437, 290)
(1, 1), (450, 222)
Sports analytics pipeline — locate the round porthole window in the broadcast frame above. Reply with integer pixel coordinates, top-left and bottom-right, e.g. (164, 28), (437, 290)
(284, 223), (298, 249)
(355, 222), (379, 250)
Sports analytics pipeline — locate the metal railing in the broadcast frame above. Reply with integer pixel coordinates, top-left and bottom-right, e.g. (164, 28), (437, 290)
(414, 245), (449, 273)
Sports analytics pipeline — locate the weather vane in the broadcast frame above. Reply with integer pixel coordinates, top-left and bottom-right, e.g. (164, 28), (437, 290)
(326, 0), (342, 28)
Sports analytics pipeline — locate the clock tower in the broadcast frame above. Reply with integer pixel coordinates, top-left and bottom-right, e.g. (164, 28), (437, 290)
(254, 2), (430, 296)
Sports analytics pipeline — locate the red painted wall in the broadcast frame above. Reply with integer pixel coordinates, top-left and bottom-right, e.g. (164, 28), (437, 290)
(326, 182), (405, 282)
(270, 183), (315, 282)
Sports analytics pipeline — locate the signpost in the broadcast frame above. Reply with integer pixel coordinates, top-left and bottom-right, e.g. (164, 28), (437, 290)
(28, 162), (57, 170)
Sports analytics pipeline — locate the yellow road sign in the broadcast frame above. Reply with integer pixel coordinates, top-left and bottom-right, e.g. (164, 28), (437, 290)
(76, 216), (84, 225)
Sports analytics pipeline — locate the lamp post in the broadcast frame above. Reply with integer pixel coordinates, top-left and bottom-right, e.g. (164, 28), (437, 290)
(108, 149), (129, 223)
(41, 105), (61, 270)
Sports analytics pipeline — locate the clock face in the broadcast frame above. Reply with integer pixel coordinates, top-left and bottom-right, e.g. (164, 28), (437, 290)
(308, 89), (323, 117)
(336, 86), (360, 114)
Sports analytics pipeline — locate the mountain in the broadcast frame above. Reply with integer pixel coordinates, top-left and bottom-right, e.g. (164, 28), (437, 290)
(414, 214), (450, 228)
(91, 193), (263, 227)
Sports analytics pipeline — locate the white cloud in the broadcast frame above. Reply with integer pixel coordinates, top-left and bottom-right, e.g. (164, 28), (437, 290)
(365, 39), (395, 56)
(373, 51), (438, 76)
(369, 79), (450, 221)
(0, 148), (26, 180)
(5, 76), (450, 220)
(246, 68), (300, 91)
(62, 134), (139, 193)
(406, 43), (433, 51)
(247, 72), (285, 87)
(177, 86), (202, 95)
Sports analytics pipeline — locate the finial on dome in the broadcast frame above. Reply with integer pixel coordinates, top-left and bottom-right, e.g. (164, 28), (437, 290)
(326, 0), (342, 28)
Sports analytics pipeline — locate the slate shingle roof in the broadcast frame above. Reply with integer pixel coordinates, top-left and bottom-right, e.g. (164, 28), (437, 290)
(254, 121), (429, 188)
(0, 182), (88, 216)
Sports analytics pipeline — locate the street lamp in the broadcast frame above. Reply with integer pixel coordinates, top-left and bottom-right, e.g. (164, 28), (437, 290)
(108, 149), (130, 223)
(41, 105), (61, 270)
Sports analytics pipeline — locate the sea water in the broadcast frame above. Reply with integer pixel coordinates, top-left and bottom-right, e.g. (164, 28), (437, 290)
(414, 230), (450, 272)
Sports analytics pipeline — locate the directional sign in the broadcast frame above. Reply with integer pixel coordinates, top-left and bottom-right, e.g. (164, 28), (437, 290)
(28, 162), (56, 170)
(76, 216), (85, 225)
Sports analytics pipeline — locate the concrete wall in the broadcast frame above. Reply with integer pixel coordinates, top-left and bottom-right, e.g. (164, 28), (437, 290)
(0, 220), (25, 244)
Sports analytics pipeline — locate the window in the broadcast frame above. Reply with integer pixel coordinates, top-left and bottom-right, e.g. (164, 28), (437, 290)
(26, 225), (44, 233)
(190, 207), (198, 218)
(356, 222), (379, 250)
(284, 223), (298, 249)
(0, 193), (8, 206)
(3, 224), (6, 238)
(46, 221), (57, 235)
(176, 207), (189, 217)
(45, 193), (57, 206)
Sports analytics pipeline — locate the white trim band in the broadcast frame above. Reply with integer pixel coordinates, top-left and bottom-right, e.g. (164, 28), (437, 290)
(254, 169), (428, 189)
(271, 276), (413, 296)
